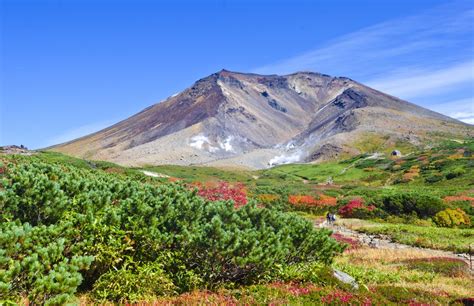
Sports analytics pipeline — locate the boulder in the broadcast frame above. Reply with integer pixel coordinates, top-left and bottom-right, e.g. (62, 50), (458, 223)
(333, 268), (359, 289)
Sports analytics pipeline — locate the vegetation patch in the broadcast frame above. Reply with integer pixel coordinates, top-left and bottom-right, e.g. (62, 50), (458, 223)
(401, 257), (468, 277)
(0, 156), (342, 303)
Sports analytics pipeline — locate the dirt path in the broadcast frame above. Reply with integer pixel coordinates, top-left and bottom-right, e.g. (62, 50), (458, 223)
(317, 220), (473, 271)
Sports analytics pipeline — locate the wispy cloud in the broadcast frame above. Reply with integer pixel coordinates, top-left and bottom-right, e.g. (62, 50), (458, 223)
(365, 61), (474, 99)
(253, 1), (474, 124)
(42, 120), (114, 148)
(428, 97), (474, 125)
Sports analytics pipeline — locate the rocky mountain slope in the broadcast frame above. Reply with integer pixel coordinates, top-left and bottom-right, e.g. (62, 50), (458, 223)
(50, 70), (473, 169)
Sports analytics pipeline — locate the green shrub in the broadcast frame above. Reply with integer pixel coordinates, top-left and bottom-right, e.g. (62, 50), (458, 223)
(0, 221), (93, 305)
(92, 260), (175, 302)
(425, 174), (444, 183)
(268, 262), (340, 286)
(433, 208), (471, 228)
(381, 192), (446, 218)
(448, 200), (474, 216)
(333, 263), (401, 284)
(445, 168), (466, 180)
(0, 157), (343, 300)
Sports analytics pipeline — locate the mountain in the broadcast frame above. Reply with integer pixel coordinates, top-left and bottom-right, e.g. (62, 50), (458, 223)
(50, 70), (473, 169)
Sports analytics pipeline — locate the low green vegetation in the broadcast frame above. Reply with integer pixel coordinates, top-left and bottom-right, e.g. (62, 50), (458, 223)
(142, 164), (255, 183)
(0, 156), (341, 304)
(1, 138), (472, 304)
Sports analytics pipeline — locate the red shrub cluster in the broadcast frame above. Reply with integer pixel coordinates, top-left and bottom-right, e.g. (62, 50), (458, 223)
(338, 198), (375, 218)
(143, 290), (238, 305)
(194, 181), (247, 208)
(321, 290), (371, 305)
(288, 286), (311, 296)
(331, 232), (360, 251)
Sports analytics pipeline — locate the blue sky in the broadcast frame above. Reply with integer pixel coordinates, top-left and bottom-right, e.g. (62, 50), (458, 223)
(1, 0), (473, 149)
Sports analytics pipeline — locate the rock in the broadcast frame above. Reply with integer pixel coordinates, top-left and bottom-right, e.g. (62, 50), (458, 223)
(333, 268), (359, 290)
(0, 145), (33, 155)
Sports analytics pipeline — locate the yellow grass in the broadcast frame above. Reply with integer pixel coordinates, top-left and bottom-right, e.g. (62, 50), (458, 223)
(336, 246), (473, 297)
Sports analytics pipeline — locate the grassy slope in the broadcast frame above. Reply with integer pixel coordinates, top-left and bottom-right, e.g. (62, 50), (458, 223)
(29, 139), (473, 197)
(262, 139), (474, 195)
(141, 164), (255, 183)
(338, 219), (474, 253)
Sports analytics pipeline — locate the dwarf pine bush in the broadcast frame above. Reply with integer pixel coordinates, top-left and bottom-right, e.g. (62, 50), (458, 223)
(0, 156), (342, 302)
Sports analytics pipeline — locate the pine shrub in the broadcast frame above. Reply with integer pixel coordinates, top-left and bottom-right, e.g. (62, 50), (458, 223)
(0, 157), (343, 302)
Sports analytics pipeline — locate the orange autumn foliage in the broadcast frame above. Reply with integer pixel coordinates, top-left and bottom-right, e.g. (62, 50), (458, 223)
(402, 166), (420, 182)
(288, 195), (316, 206)
(288, 194), (337, 207)
(444, 195), (474, 205)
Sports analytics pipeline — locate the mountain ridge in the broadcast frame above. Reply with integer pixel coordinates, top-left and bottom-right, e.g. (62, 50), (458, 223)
(50, 70), (473, 169)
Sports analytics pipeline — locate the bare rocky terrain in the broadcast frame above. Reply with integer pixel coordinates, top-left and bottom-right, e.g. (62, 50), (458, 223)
(0, 145), (33, 155)
(50, 70), (473, 169)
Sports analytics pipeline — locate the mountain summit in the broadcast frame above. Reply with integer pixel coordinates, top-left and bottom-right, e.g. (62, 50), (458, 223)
(51, 70), (472, 168)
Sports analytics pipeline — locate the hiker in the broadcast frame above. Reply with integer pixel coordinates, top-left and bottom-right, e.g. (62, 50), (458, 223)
(326, 212), (332, 224)
(331, 213), (337, 224)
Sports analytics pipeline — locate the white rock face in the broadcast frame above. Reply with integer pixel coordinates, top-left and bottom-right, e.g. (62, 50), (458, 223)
(189, 135), (211, 150)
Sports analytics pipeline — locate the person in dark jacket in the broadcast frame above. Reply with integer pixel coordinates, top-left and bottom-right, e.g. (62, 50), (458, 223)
(326, 212), (332, 224)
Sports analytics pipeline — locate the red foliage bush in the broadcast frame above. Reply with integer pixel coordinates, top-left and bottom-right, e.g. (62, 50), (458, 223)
(331, 233), (360, 251)
(338, 198), (375, 218)
(194, 181), (247, 208)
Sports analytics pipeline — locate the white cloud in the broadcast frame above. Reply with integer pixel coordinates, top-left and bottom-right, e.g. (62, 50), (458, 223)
(428, 97), (474, 125)
(365, 61), (474, 99)
(254, 6), (473, 76)
(42, 120), (114, 148)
